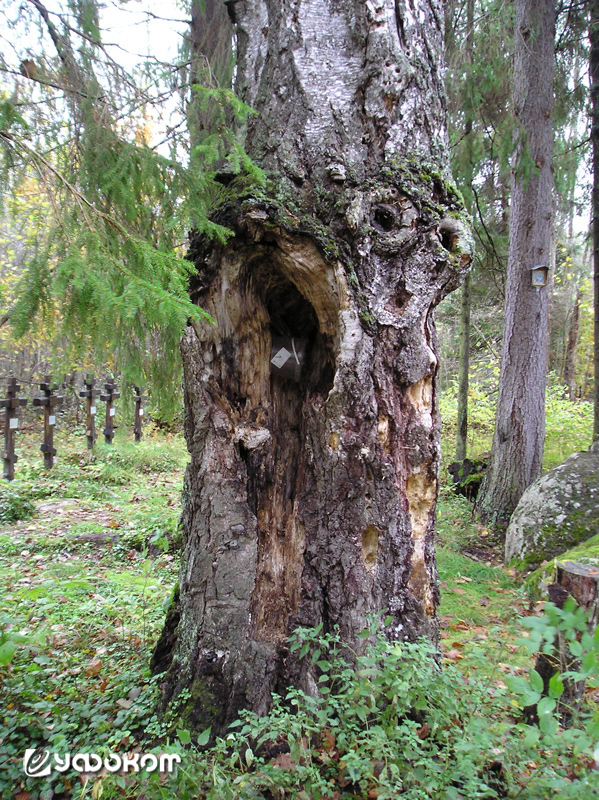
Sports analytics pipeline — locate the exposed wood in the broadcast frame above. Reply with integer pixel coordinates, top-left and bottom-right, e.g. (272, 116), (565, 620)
(557, 561), (599, 629)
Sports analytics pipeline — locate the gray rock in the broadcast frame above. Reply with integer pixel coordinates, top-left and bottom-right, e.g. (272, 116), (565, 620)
(505, 447), (599, 567)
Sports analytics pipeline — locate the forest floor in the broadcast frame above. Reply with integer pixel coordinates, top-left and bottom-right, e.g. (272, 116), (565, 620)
(0, 428), (596, 799)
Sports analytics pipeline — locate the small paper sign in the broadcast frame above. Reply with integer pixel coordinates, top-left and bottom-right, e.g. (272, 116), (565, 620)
(109, 407), (116, 417)
(139, 409), (144, 416)
(271, 347), (291, 369)
(90, 406), (96, 415)
(49, 415), (56, 426)
(9, 418), (18, 430)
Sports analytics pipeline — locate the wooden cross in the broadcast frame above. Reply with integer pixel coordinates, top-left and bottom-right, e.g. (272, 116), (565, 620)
(1, 378), (28, 481)
(133, 386), (147, 443)
(33, 376), (64, 469)
(100, 378), (120, 444)
(79, 374), (98, 450)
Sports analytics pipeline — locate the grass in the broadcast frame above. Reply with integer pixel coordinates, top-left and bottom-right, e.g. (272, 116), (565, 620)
(0, 429), (186, 798)
(0, 415), (597, 799)
(439, 379), (594, 470)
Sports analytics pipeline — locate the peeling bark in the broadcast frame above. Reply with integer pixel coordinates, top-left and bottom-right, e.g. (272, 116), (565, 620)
(153, 0), (471, 733)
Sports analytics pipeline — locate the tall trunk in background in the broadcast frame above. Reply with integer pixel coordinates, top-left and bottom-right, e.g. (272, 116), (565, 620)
(187, 0), (233, 177)
(152, 0), (471, 732)
(477, 0), (555, 529)
(564, 288), (580, 399)
(455, 0), (475, 462)
(456, 273), (471, 460)
(592, 0), (599, 441)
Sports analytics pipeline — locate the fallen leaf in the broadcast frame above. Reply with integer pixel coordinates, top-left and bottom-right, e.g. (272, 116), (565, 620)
(85, 658), (102, 677)
(444, 649), (464, 660)
(417, 723), (430, 739)
(322, 730), (336, 751)
(273, 753), (295, 770)
(116, 698), (133, 709)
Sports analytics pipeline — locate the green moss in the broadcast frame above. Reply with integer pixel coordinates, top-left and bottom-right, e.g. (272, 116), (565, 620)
(524, 532), (599, 599)
(511, 516), (599, 573)
(175, 676), (222, 734)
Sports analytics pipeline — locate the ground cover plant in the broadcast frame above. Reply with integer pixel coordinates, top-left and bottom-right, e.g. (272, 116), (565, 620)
(0, 418), (597, 799)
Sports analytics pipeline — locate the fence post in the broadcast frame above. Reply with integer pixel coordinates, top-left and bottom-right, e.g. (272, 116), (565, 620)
(32, 376), (64, 469)
(100, 378), (120, 444)
(133, 386), (146, 443)
(1, 378), (28, 481)
(79, 374), (98, 449)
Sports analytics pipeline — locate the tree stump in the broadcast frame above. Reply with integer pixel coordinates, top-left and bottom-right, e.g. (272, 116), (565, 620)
(528, 563), (599, 723)
(556, 561), (599, 629)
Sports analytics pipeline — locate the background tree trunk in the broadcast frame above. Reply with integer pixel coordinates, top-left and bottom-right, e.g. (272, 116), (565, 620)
(563, 288), (580, 400)
(153, 0), (471, 733)
(477, 0), (555, 528)
(591, 0), (599, 441)
(455, 0), (475, 463)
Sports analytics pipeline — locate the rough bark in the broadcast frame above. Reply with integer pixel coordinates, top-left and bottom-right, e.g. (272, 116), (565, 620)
(592, 0), (599, 441)
(477, 0), (555, 528)
(454, 0), (474, 463)
(153, 0), (471, 733)
(563, 288), (580, 400)
(456, 273), (471, 461)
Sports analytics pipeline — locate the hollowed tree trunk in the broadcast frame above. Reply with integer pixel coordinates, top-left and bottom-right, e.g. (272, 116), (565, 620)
(152, 0), (471, 733)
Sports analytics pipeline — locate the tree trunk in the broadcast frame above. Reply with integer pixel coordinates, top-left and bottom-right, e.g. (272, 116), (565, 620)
(477, 0), (555, 528)
(153, 0), (471, 733)
(455, 0), (475, 463)
(591, 0), (599, 442)
(456, 273), (471, 461)
(563, 288), (580, 400)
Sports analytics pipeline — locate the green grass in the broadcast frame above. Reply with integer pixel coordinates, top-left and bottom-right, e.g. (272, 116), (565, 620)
(0, 427), (597, 799)
(0, 430), (187, 798)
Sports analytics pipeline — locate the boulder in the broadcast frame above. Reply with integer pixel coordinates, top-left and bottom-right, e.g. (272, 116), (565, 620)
(505, 443), (599, 567)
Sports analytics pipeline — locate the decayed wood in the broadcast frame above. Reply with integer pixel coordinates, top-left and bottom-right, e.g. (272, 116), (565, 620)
(557, 561), (599, 629)
(154, 0), (471, 733)
(528, 565), (599, 722)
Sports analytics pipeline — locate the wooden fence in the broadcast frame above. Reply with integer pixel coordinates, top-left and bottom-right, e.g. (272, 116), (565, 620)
(1, 375), (147, 481)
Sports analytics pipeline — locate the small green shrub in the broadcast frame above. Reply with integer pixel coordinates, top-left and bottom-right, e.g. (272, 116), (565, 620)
(0, 482), (36, 524)
(95, 621), (599, 800)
